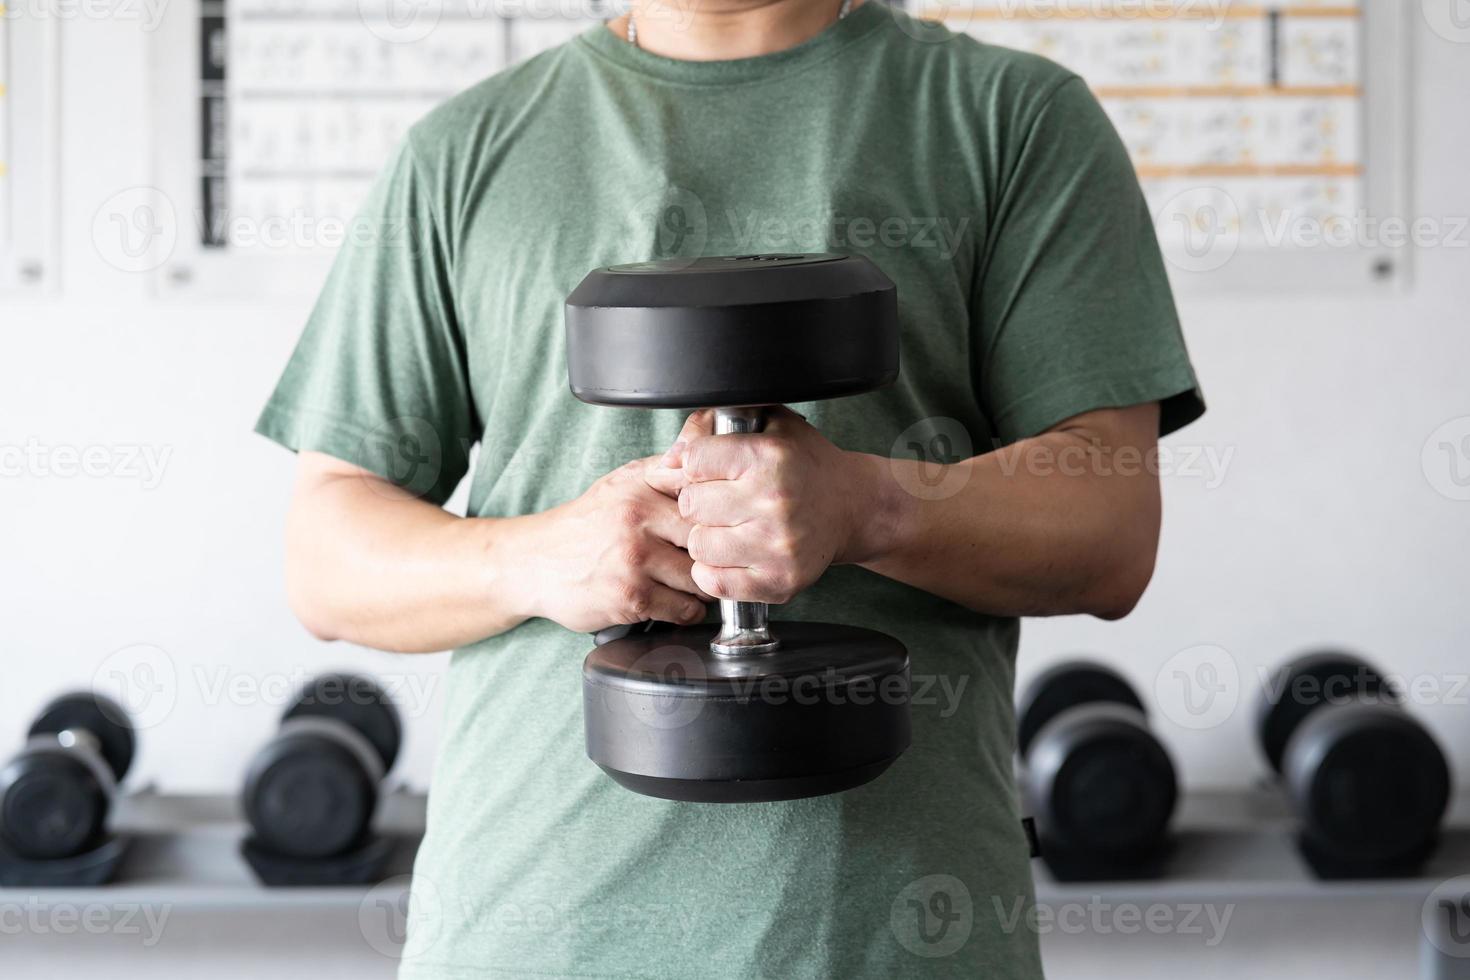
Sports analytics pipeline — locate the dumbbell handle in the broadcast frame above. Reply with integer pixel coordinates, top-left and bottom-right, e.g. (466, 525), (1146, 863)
(708, 407), (780, 657)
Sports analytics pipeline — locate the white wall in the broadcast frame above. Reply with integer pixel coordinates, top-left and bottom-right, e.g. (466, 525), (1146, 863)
(3, 5), (1468, 801)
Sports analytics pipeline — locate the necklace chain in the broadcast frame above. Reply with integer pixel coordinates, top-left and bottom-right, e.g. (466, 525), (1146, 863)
(628, 0), (854, 49)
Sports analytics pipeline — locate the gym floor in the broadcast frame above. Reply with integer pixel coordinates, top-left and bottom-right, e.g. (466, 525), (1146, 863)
(4, 3), (1469, 979)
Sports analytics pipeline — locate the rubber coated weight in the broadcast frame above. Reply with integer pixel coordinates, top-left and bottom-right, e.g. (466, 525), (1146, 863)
(1017, 662), (1177, 870)
(1016, 662), (1145, 758)
(242, 674), (400, 860)
(565, 254), (898, 408)
(0, 692), (134, 860)
(1025, 703), (1177, 861)
(283, 673), (401, 773)
(1255, 651), (1396, 774)
(242, 723), (381, 860)
(29, 693), (136, 782)
(0, 752), (111, 860)
(1258, 652), (1450, 873)
(1284, 704), (1450, 864)
(584, 623), (911, 803)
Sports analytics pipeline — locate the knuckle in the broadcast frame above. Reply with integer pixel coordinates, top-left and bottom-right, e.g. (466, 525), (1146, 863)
(616, 500), (645, 529)
(759, 438), (792, 466)
(616, 580), (652, 617)
(768, 571), (799, 604)
(618, 540), (647, 569)
(696, 567), (725, 598)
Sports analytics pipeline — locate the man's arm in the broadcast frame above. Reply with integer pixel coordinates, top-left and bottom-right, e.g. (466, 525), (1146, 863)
(858, 404), (1161, 619)
(284, 451), (707, 653)
(653, 403), (1162, 622)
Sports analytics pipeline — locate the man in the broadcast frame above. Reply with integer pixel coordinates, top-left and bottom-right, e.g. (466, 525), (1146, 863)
(256, 0), (1203, 975)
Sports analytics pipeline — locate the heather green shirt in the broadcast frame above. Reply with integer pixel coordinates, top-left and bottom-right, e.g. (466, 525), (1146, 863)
(256, 5), (1202, 977)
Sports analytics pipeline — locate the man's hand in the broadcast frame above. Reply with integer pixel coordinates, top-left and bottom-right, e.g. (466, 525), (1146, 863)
(514, 458), (710, 633)
(645, 403), (1165, 622)
(647, 409), (880, 605)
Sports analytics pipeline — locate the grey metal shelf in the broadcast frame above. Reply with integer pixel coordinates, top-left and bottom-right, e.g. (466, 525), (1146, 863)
(1, 789), (423, 910)
(1035, 787), (1470, 903)
(3, 787), (1467, 909)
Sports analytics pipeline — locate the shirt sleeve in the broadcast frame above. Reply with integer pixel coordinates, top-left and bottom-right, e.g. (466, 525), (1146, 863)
(254, 135), (477, 506)
(974, 75), (1205, 445)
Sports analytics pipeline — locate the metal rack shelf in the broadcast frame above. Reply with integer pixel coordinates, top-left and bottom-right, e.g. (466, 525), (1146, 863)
(4, 788), (1467, 910)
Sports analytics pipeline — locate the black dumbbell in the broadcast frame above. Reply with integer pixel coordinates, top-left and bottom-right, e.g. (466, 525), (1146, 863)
(1256, 651), (1451, 875)
(242, 673), (401, 860)
(1017, 662), (1178, 877)
(566, 254), (911, 804)
(0, 693), (135, 860)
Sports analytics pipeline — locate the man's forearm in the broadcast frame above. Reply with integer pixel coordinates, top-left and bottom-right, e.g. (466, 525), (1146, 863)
(285, 451), (709, 653)
(848, 409), (1163, 620)
(285, 456), (535, 652)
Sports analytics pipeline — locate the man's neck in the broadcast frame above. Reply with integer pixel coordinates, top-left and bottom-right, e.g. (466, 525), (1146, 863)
(609, 0), (860, 62)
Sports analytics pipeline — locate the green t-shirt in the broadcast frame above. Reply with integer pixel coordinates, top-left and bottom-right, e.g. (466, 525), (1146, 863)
(256, 4), (1203, 977)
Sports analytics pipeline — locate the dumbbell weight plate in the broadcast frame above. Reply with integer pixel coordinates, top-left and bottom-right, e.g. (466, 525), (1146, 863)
(242, 719), (383, 860)
(1025, 702), (1177, 859)
(565, 254), (899, 409)
(1016, 662), (1145, 759)
(0, 750), (111, 860)
(1255, 652), (1397, 774)
(282, 673), (402, 774)
(0, 693), (132, 860)
(584, 622), (911, 803)
(29, 692), (136, 783)
(243, 675), (401, 861)
(1285, 702), (1450, 864)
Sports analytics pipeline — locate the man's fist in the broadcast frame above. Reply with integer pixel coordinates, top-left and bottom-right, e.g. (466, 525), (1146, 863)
(518, 459), (710, 633)
(646, 408), (878, 605)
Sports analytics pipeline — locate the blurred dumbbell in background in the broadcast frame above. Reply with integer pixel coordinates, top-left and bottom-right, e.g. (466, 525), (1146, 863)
(1017, 662), (1179, 880)
(1256, 651), (1451, 878)
(0, 692), (136, 884)
(240, 673), (402, 885)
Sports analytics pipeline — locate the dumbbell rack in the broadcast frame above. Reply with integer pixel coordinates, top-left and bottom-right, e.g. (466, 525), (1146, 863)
(1031, 787), (1470, 899)
(0, 789), (423, 907)
(0, 786), (1462, 901)
(4, 789), (1470, 974)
